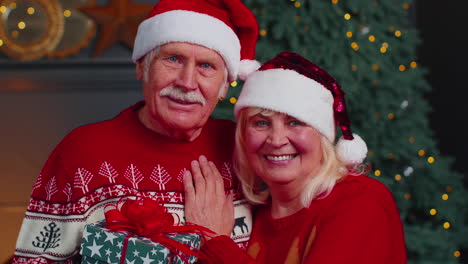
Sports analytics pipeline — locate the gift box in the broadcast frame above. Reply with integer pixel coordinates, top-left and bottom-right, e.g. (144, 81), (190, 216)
(80, 221), (201, 264)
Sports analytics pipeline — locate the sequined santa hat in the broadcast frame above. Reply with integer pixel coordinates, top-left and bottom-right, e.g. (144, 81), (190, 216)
(132, 0), (260, 95)
(234, 52), (368, 166)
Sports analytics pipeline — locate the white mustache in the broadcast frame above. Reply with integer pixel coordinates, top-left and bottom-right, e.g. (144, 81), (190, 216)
(160, 86), (206, 105)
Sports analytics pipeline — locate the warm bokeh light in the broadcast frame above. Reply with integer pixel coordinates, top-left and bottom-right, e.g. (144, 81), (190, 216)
(443, 222), (450, 229)
(368, 35), (376, 42)
(374, 170), (381, 177)
(418, 150), (425, 156)
(230, 81), (237, 87)
(399, 64), (406, 71)
(229, 97), (237, 104)
(409, 137), (415, 143)
(442, 194), (449, 200)
(64, 10), (72, 17)
(387, 113), (395, 119)
(429, 209), (437, 215)
(427, 156), (435, 163)
(18, 21), (26, 30)
(344, 13), (351, 20)
(351, 42), (359, 50)
(394, 174), (401, 181)
(260, 29), (267, 36)
(346, 31), (353, 38)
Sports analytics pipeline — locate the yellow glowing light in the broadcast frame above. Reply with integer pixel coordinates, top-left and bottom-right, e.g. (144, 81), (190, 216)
(446, 186), (453, 192)
(368, 35), (376, 42)
(404, 193), (411, 200)
(387, 113), (395, 119)
(351, 65), (358, 71)
(380, 47), (387, 53)
(374, 170), (381, 177)
(0, 39), (3, 47)
(409, 137), (415, 143)
(403, 3), (410, 9)
(344, 13), (351, 20)
(382, 42), (389, 48)
(410, 61), (417, 68)
(351, 42), (359, 51)
(260, 29), (267, 36)
(395, 30), (402, 37)
(294, 1), (301, 7)
(18, 21), (26, 30)
(27, 7), (35, 15)
(372, 64), (379, 70)
(388, 153), (394, 159)
(229, 97), (237, 104)
(429, 209), (437, 215)
(346, 31), (353, 38)
(332, 0), (339, 4)
(418, 150), (425, 156)
(442, 193), (449, 200)
(443, 222), (450, 229)
(9, 2), (16, 8)
(0, 6), (6, 13)
(399, 65), (406, 71)
(230, 81), (237, 87)
(394, 174), (402, 181)
(454, 251), (461, 258)
(64, 9), (72, 17)
(427, 156), (435, 163)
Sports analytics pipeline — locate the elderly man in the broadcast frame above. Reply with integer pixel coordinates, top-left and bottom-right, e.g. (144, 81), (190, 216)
(13, 0), (259, 262)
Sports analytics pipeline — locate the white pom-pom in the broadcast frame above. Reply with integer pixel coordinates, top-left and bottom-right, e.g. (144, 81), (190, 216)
(336, 134), (368, 166)
(238, 59), (261, 80)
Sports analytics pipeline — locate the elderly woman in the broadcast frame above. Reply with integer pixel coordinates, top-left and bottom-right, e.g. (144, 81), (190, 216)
(183, 52), (407, 263)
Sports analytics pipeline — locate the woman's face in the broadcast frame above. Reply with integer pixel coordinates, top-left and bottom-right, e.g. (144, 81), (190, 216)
(244, 111), (323, 189)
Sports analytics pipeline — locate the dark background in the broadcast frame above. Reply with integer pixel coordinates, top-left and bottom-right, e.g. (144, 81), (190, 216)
(416, 1), (466, 176)
(416, 1), (467, 262)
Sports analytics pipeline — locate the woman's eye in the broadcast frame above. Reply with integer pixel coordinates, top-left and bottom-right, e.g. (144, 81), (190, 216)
(255, 120), (268, 126)
(289, 120), (302, 126)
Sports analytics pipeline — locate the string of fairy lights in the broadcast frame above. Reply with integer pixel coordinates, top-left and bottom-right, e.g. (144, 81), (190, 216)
(0, 0), (463, 259)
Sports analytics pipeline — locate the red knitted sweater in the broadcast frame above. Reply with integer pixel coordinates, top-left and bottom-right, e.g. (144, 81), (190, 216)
(201, 174), (407, 264)
(13, 101), (252, 263)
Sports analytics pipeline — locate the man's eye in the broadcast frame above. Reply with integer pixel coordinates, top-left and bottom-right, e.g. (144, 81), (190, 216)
(168, 56), (179, 62)
(200, 62), (212, 69)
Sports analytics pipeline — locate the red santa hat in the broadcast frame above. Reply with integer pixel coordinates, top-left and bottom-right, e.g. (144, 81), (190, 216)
(132, 0), (260, 87)
(234, 52), (368, 166)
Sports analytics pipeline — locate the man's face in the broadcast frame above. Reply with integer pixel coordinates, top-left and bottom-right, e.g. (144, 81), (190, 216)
(136, 42), (228, 140)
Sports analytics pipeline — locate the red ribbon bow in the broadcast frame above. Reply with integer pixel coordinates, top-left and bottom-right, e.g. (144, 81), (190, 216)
(104, 197), (213, 264)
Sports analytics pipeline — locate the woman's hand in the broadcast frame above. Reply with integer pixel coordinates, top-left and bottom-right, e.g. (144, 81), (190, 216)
(183, 155), (234, 238)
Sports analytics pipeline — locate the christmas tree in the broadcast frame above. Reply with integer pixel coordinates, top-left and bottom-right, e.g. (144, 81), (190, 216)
(212, 0), (468, 263)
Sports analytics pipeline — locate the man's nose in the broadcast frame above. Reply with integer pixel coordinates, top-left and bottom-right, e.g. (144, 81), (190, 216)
(176, 63), (197, 90)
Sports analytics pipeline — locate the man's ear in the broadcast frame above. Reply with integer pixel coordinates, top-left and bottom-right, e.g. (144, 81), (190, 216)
(218, 82), (230, 99)
(136, 60), (144, 80)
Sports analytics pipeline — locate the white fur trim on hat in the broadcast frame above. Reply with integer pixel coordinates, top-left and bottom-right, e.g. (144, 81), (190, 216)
(132, 10), (241, 81)
(238, 59), (261, 81)
(234, 68), (336, 141)
(336, 134), (368, 165)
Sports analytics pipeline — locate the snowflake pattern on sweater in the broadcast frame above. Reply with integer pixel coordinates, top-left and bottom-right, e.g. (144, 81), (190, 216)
(14, 101), (252, 264)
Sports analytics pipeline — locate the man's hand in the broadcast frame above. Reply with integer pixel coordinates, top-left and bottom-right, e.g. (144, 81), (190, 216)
(183, 155), (234, 238)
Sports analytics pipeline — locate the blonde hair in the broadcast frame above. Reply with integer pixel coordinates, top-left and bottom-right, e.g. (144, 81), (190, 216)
(234, 107), (362, 207)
